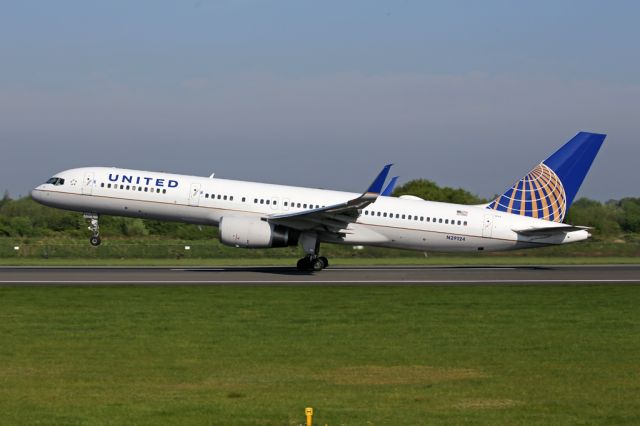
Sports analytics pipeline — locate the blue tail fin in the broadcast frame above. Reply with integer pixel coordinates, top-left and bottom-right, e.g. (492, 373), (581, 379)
(487, 132), (605, 222)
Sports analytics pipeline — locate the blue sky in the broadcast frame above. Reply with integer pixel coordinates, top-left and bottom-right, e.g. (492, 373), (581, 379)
(1, 1), (639, 200)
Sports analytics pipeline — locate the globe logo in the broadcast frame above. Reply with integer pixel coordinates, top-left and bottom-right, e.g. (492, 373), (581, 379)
(488, 163), (567, 222)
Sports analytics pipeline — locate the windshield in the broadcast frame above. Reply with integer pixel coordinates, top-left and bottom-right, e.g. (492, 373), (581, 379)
(45, 177), (65, 186)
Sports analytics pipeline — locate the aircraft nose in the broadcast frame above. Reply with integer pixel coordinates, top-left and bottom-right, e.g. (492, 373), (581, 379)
(31, 187), (45, 202)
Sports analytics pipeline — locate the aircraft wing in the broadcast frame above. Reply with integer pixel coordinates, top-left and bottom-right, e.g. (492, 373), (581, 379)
(266, 164), (392, 232)
(513, 225), (591, 236)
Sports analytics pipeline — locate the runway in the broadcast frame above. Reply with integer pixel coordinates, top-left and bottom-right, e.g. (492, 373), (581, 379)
(0, 264), (639, 286)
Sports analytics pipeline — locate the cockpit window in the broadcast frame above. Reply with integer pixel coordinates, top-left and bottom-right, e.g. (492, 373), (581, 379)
(45, 177), (65, 186)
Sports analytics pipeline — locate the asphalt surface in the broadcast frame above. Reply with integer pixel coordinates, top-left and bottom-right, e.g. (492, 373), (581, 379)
(0, 265), (639, 286)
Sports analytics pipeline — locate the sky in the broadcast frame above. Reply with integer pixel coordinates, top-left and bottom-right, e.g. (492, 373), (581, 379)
(1, 0), (639, 201)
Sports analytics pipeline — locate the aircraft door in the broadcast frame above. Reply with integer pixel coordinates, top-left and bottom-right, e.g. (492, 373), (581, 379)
(482, 214), (493, 238)
(189, 183), (201, 206)
(82, 172), (94, 195)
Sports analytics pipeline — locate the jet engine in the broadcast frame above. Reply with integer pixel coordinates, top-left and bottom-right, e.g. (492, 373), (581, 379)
(219, 216), (299, 248)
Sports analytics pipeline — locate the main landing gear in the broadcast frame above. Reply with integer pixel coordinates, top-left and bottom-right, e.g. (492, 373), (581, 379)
(296, 233), (329, 272)
(296, 255), (329, 272)
(84, 213), (101, 246)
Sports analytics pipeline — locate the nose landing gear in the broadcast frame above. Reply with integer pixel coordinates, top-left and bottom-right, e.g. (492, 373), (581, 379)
(84, 213), (101, 246)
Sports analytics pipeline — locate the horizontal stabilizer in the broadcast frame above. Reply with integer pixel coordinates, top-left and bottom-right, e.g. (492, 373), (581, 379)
(513, 225), (591, 236)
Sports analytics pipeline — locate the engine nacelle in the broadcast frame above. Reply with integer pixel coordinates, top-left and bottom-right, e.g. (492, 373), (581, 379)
(219, 216), (299, 248)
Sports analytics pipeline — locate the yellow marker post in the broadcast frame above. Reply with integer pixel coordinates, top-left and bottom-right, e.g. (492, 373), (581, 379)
(305, 407), (313, 426)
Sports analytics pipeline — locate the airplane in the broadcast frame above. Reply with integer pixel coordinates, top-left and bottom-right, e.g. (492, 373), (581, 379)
(31, 131), (605, 271)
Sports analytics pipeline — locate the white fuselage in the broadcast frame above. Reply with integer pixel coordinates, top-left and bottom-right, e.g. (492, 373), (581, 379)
(31, 167), (590, 252)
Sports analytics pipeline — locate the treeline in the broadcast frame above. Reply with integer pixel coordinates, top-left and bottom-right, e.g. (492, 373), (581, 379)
(0, 194), (215, 240)
(0, 181), (638, 239)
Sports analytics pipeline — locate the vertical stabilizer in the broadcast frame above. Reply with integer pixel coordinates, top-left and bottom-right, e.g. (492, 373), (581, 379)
(487, 132), (605, 222)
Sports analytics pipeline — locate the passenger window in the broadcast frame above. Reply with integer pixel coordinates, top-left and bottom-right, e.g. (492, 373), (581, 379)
(163, 189), (166, 194)
(383, 213), (388, 217)
(107, 183), (111, 188)
(242, 197), (246, 202)
(464, 221), (468, 226)
(297, 203), (301, 208)
(126, 185), (130, 190)
(156, 188), (161, 193)
(407, 215), (411, 220)
(303, 204), (307, 208)
(205, 194), (209, 198)
(457, 220), (461, 225)
(402, 214), (406, 219)
(100, 183), (104, 188)
(377, 212), (381, 216)
(254, 198), (258, 203)
(138, 187), (142, 191)
(224, 195), (228, 200)
(217, 195), (221, 199)
(395, 214), (400, 218)
(284, 201), (288, 206)
(439, 218), (443, 223)
(144, 187), (148, 192)
(266, 199), (270, 204)
(260, 199), (264, 204)
(445, 219), (449, 224)
(230, 196), (234, 201)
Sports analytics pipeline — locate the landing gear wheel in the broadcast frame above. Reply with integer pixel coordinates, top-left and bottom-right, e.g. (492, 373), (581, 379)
(311, 258), (324, 271)
(319, 256), (329, 269)
(297, 256), (327, 272)
(297, 258), (310, 271)
(90, 236), (101, 246)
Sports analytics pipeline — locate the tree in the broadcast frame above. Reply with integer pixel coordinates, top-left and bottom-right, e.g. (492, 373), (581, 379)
(393, 179), (486, 204)
(617, 198), (640, 233)
(0, 190), (10, 208)
(565, 198), (620, 237)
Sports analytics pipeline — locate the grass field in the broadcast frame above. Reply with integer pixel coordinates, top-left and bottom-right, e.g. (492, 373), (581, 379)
(0, 284), (639, 425)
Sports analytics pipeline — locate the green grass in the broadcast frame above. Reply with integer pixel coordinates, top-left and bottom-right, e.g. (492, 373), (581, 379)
(0, 285), (639, 425)
(0, 256), (639, 267)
